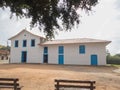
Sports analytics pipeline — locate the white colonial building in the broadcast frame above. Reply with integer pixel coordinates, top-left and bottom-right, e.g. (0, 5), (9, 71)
(9, 29), (111, 65)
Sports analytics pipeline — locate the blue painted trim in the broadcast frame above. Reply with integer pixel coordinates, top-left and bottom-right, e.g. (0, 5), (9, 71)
(58, 46), (64, 64)
(58, 55), (64, 64)
(43, 47), (48, 63)
(44, 47), (48, 54)
(58, 46), (64, 54)
(23, 40), (27, 47)
(21, 51), (27, 63)
(91, 54), (98, 65)
(79, 45), (85, 54)
(15, 40), (18, 47)
(31, 39), (35, 47)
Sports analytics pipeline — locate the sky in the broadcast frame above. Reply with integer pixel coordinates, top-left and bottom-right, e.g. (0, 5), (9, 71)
(0, 0), (120, 55)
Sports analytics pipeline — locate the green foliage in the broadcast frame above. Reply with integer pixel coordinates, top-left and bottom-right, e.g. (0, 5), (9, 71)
(110, 64), (120, 68)
(0, 0), (98, 39)
(0, 45), (10, 51)
(0, 45), (5, 49)
(107, 54), (120, 65)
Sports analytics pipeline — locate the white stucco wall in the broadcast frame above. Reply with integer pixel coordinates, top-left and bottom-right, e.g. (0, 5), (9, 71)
(9, 30), (108, 65)
(10, 30), (43, 63)
(46, 43), (107, 65)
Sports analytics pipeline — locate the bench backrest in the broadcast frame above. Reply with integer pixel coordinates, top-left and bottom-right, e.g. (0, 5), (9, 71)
(55, 79), (96, 90)
(0, 78), (19, 90)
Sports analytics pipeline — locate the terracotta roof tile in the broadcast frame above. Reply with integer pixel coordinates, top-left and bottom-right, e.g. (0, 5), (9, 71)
(41, 38), (111, 45)
(0, 50), (9, 55)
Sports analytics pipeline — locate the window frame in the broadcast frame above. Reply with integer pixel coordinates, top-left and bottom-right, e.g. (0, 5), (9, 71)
(58, 46), (64, 54)
(31, 39), (35, 47)
(44, 47), (48, 54)
(79, 45), (85, 54)
(14, 40), (18, 47)
(23, 40), (27, 47)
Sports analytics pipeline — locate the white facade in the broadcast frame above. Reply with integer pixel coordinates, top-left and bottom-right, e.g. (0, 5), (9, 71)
(9, 30), (45, 63)
(45, 43), (107, 65)
(9, 29), (111, 65)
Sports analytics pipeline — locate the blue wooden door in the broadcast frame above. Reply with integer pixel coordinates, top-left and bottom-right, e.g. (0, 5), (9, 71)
(91, 55), (98, 65)
(59, 55), (64, 64)
(21, 51), (27, 63)
(43, 55), (48, 63)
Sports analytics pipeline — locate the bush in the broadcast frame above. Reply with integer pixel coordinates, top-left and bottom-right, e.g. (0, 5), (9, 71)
(107, 55), (120, 64)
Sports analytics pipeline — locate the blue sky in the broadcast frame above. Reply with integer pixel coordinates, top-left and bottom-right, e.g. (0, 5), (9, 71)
(0, 0), (120, 55)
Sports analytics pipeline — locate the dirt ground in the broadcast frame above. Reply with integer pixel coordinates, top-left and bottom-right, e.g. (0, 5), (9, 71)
(0, 64), (120, 90)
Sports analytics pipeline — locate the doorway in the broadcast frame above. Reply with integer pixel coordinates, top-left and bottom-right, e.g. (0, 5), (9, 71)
(21, 51), (27, 63)
(91, 54), (98, 65)
(43, 55), (48, 63)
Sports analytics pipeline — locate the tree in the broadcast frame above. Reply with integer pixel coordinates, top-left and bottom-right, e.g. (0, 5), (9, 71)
(106, 49), (111, 61)
(0, 45), (10, 51)
(106, 51), (120, 64)
(0, 0), (98, 39)
(114, 54), (120, 57)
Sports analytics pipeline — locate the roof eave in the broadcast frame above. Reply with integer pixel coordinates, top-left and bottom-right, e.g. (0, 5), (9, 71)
(40, 41), (112, 46)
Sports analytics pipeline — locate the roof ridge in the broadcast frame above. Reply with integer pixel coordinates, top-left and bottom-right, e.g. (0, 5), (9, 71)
(9, 29), (45, 40)
(41, 38), (111, 45)
(50, 38), (108, 41)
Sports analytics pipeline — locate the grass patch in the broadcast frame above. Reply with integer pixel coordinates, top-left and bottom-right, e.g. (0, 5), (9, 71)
(110, 64), (120, 68)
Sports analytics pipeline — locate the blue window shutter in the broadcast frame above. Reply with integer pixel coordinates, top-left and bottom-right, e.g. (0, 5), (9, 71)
(59, 55), (64, 64)
(15, 40), (18, 47)
(44, 47), (48, 54)
(59, 46), (64, 54)
(23, 40), (27, 47)
(31, 39), (35, 47)
(79, 45), (85, 54)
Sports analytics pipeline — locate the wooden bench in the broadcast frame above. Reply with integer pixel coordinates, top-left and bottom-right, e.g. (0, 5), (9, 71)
(0, 78), (22, 90)
(55, 79), (96, 90)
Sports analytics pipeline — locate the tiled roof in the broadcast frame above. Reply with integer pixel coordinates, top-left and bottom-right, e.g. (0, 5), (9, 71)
(9, 29), (45, 40)
(41, 38), (111, 45)
(0, 50), (9, 55)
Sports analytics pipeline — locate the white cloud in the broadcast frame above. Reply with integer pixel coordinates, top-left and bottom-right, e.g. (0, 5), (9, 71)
(115, 0), (120, 10)
(0, 0), (120, 55)
(0, 8), (31, 45)
(55, 0), (120, 55)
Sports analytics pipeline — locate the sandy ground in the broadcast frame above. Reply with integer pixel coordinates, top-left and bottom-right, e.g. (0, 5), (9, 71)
(0, 64), (120, 90)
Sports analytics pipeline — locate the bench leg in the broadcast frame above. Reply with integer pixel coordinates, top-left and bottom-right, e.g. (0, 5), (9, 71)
(56, 82), (59, 90)
(17, 87), (21, 90)
(90, 83), (94, 90)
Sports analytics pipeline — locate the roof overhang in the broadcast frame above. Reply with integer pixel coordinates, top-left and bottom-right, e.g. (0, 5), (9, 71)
(40, 38), (111, 46)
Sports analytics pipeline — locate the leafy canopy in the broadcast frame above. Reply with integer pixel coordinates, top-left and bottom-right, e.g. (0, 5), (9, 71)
(0, 45), (10, 51)
(0, 0), (98, 39)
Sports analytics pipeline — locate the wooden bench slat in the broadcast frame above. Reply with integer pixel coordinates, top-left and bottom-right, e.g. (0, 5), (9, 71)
(0, 78), (22, 90)
(55, 79), (96, 90)
(0, 85), (18, 88)
(55, 85), (95, 88)
(55, 79), (95, 83)
(0, 83), (19, 86)
(0, 78), (18, 81)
